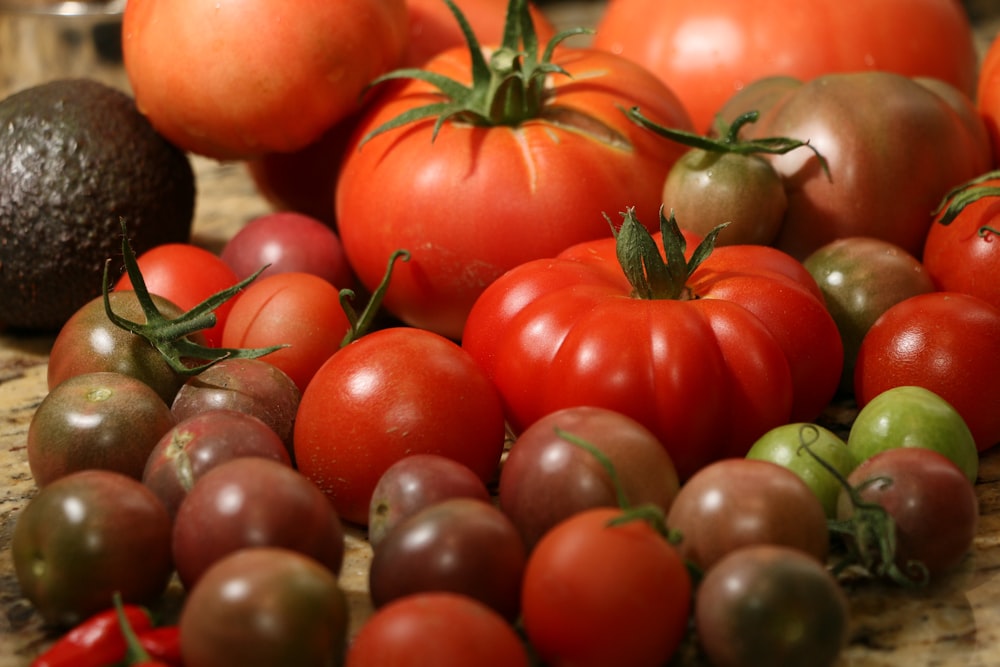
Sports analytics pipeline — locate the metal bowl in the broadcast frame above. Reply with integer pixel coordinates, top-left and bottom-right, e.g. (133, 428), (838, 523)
(0, 0), (128, 98)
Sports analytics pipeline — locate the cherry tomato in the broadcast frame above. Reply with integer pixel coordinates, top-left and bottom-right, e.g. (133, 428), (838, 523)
(115, 243), (240, 347)
(521, 507), (691, 667)
(122, 0), (410, 159)
(294, 327), (506, 525)
(220, 272), (350, 392)
(345, 592), (530, 667)
(855, 292), (1000, 452)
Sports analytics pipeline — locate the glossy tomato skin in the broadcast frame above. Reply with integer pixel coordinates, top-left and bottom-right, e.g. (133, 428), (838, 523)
(221, 272), (350, 392)
(593, 0), (978, 134)
(179, 547), (348, 667)
(665, 458), (830, 572)
(345, 592), (530, 667)
(521, 507), (692, 667)
(29, 371), (176, 486)
(463, 229), (840, 478)
(855, 292), (1000, 452)
(122, 0), (409, 159)
(294, 327), (507, 525)
(731, 72), (992, 261)
(336, 46), (694, 339)
(923, 179), (1000, 312)
(11, 470), (174, 627)
(115, 243), (241, 347)
(839, 447), (979, 580)
(695, 545), (850, 667)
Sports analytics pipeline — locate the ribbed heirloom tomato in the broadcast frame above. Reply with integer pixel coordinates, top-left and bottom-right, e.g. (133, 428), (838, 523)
(463, 208), (842, 479)
(335, 0), (694, 339)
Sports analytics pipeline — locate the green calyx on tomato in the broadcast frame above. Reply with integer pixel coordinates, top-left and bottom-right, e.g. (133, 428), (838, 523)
(611, 206), (726, 300)
(103, 219), (285, 375)
(337, 249), (410, 347)
(797, 425), (927, 588)
(934, 168), (1000, 230)
(360, 0), (590, 143)
(626, 107), (830, 179)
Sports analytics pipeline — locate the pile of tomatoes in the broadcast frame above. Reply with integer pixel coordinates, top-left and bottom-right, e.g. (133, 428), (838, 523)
(10, 0), (1000, 665)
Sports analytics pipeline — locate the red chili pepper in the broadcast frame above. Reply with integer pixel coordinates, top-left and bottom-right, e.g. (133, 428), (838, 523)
(136, 626), (182, 666)
(31, 603), (153, 667)
(114, 592), (174, 667)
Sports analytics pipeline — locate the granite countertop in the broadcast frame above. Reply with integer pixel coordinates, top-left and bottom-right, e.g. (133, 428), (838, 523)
(3, 2), (1000, 665)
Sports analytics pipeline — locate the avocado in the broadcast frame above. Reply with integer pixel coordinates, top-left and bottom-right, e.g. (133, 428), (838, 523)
(0, 78), (196, 331)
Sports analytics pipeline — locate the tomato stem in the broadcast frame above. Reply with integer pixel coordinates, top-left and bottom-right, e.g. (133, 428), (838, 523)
(339, 249), (411, 347)
(933, 169), (1000, 225)
(103, 219), (286, 376)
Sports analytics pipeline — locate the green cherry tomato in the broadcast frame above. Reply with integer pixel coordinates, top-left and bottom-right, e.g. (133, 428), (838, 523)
(847, 385), (978, 483)
(746, 423), (858, 518)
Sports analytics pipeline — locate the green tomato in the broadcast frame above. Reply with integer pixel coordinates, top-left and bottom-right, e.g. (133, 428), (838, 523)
(847, 385), (978, 483)
(746, 423), (858, 518)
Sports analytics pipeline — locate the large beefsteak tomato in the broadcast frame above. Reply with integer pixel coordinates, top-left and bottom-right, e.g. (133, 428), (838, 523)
(462, 208), (842, 479)
(335, 0), (693, 339)
(592, 0), (979, 134)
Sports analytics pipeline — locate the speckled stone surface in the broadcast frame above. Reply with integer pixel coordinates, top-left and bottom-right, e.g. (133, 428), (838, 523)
(2, 2), (1000, 665)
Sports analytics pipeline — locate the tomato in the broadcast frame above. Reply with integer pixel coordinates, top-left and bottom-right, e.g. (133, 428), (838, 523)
(592, 0), (979, 134)
(855, 292), (1000, 453)
(122, 0), (409, 159)
(520, 507), (691, 667)
(665, 458), (830, 573)
(498, 405), (679, 551)
(142, 409), (292, 519)
(335, 1), (694, 339)
(368, 498), (526, 621)
(220, 272), (350, 392)
(220, 212), (354, 290)
(115, 243), (241, 347)
(923, 175), (1000, 311)
(463, 208), (841, 479)
(179, 547), (348, 667)
(172, 457), (344, 589)
(294, 327), (507, 525)
(48, 291), (199, 405)
(11, 470), (174, 627)
(368, 454), (491, 547)
(695, 545), (850, 667)
(847, 385), (979, 483)
(803, 236), (936, 394)
(837, 447), (978, 582)
(28, 371), (176, 486)
(978, 34), (1000, 158)
(720, 72), (992, 261)
(345, 592), (530, 667)
(746, 422), (858, 519)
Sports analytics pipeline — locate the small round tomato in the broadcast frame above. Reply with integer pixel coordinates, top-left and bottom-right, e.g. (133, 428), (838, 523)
(521, 507), (691, 667)
(854, 292), (1000, 453)
(11, 470), (174, 627)
(804, 236), (935, 395)
(695, 545), (850, 667)
(221, 272), (350, 392)
(746, 422), (858, 519)
(179, 547), (349, 667)
(115, 243), (241, 347)
(294, 327), (507, 525)
(847, 385), (979, 484)
(28, 371), (176, 486)
(345, 592), (530, 667)
(666, 458), (829, 572)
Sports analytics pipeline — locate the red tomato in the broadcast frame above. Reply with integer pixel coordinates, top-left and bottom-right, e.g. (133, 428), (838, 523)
(336, 39), (694, 339)
(293, 327), (507, 525)
(220, 272), (349, 392)
(521, 507), (691, 667)
(593, 0), (979, 134)
(122, 0), (410, 159)
(855, 291), (1000, 452)
(978, 35), (1000, 158)
(923, 176), (1000, 311)
(115, 243), (240, 347)
(463, 210), (842, 479)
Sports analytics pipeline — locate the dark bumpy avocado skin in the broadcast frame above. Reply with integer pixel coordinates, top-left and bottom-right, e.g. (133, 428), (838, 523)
(0, 78), (196, 331)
